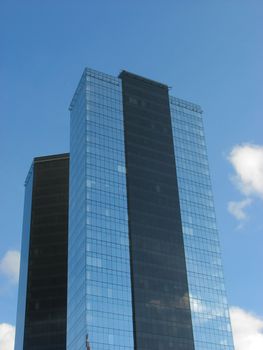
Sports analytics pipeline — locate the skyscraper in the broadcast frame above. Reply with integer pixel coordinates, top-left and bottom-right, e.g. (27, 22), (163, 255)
(15, 68), (235, 350)
(67, 68), (234, 350)
(15, 154), (69, 350)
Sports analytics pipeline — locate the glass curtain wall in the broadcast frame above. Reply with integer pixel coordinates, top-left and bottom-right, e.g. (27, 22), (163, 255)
(170, 96), (235, 350)
(68, 69), (134, 350)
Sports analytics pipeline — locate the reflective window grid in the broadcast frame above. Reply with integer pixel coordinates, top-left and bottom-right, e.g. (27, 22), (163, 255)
(68, 68), (235, 350)
(170, 97), (235, 350)
(68, 69), (134, 350)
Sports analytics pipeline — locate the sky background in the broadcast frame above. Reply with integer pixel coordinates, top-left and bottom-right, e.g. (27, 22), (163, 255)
(0, 1), (263, 349)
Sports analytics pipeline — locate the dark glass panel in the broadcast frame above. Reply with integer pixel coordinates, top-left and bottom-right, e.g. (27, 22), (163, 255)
(23, 154), (69, 350)
(120, 72), (195, 350)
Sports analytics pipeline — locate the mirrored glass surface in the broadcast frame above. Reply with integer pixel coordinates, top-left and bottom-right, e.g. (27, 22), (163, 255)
(68, 69), (134, 350)
(170, 97), (235, 350)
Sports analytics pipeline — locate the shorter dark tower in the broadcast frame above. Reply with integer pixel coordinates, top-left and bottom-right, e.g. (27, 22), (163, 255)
(15, 154), (69, 350)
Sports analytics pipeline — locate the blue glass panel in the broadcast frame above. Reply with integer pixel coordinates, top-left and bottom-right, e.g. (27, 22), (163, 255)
(170, 96), (235, 350)
(68, 70), (88, 350)
(68, 69), (134, 350)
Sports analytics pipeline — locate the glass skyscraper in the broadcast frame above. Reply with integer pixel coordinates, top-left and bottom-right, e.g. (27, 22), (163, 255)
(15, 154), (69, 350)
(67, 68), (234, 350)
(15, 68), (235, 350)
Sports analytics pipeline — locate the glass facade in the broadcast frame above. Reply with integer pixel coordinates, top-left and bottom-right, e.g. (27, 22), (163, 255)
(170, 97), (234, 350)
(68, 68), (235, 350)
(15, 68), (235, 350)
(68, 69), (134, 350)
(120, 72), (195, 350)
(67, 71), (87, 349)
(15, 155), (69, 350)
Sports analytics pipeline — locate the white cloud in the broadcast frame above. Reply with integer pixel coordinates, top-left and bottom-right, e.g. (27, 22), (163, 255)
(0, 250), (20, 283)
(228, 144), (263, 198)
(0, 324), (15, 350)
(228, 198), (252, 220)
(230, 307), (263, 350)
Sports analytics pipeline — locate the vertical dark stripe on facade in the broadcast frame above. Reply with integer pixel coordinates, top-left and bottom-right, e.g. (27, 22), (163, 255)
(120, 72), (195, 350)
(23, 154), (69, 350)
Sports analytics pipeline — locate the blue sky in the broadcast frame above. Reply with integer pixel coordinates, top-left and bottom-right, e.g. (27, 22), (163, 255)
(0, 1), (263, 349)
